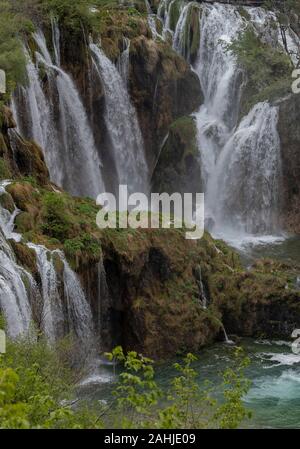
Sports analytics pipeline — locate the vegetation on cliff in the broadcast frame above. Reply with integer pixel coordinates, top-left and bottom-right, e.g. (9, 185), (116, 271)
(228, 27), (293, 116)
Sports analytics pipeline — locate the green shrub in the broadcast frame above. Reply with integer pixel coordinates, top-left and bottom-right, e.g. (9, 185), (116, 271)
(228, 27), (292, 113)
(0, 2), (34, 97)
(0, 334), (101, 429)
(41, 192), (71, 241)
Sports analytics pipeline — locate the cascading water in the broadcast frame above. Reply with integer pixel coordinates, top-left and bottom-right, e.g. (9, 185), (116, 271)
(62, 255), (94, 342)
(165, 1), (300, 243)
(158, 0), (185, 39)
(27, 244), (94, 343)
(0, 183), (33, 338)
(13, 29), (105, 199)
(170, 3), (284, 242)
(51, 16), (61, 66)
(90, 42), (149, 195)
(173, 1), (200, 61)
(193, 5), (245, 234)
(211, 102), (281, 238)
(145, 0), (161, 39)
(117, 37), (131, 87)
(0, 181), (94, 344)
(26, 244), (63, 342)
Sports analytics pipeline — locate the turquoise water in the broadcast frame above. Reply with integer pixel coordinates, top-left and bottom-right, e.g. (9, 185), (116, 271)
(79, 339), (300, 429)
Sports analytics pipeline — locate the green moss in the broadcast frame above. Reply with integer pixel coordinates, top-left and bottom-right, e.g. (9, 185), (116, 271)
(237, 6), (251, 21)
(0, 192), (15, 213)
(0, 158), (12, 180)
(181, 3), (201, 63)
(64, 234), (101, 268)
(41, 192), (71, 242)
(168, 0), (184, 32)
(10, 241), (38, 276)
(15, 212), (35, 234)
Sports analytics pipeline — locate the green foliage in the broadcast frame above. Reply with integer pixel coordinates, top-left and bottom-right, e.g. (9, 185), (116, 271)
(0, 1), (34, 98)
(0, 337), (252, 429)
(106, 346), (252, 429)
(228, 27), (292, 113)
(41, 0), (93, 32)
(107, 347), (162, 428)
(0, 335), (102, 429)
(64, 233), (101, 260)
(229, 27), (291, 87)
(214, 348), (252, 429)
(41, 192), (71, 241)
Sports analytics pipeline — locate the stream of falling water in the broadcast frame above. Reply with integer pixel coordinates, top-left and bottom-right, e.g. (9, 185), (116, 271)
(13, 29), (105, 199)
(90, 42), (149, 195)
(0, 182), (94, 345)
(171, 3), (285, 244)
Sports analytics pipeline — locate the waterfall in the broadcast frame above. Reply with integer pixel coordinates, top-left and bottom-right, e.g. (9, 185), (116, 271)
(173, 2), (200, 61)
(62, 255), (94, 342)
(186, 4), (283, 240)
(26, 244), (63, 341)
(117, 37), (131, 86)
(198, 266), (207, 309)
(221, 324), (234, 345)
(145, 0), (163, 40)
(158, 0), (185, 39)
(13, 29), (105, 199)
(0, 250), (33, 339)
(51, 16), (61, 66)
(27, 244), (94, 343)
(0, 182), (94, 344)
(0, 184), (33, 338)
(0, 183), (22, 243)
(211, 102), (281, 237)
(90, 42), (149, 195)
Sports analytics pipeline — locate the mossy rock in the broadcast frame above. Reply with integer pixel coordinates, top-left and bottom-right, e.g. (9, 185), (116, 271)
(152, 115), (203, 195)
(10, 241), (38, 278)
(168, 0), (184, 32)
(0, 106), (16, 130)
(7, 182), (38, 212)
(178, 2), (201, 64)
(0, 156), (12, 180)
(15, 211), (35, 234)
(0, 135), (8, 156)
(0, 192), (15, 213)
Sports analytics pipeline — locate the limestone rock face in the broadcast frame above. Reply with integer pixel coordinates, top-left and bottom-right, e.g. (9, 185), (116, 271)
(0, 107), (49, 185)
(277, 94), (300, 233)
(129, 36), (203, 167)
(151, 115), (202, 195)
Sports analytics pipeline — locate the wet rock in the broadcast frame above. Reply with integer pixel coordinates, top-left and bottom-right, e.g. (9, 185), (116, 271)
(130, 36), (203, 168)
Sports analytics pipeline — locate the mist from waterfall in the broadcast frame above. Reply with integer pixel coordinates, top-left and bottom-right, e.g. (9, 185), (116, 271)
(90, 42), (149, 195)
